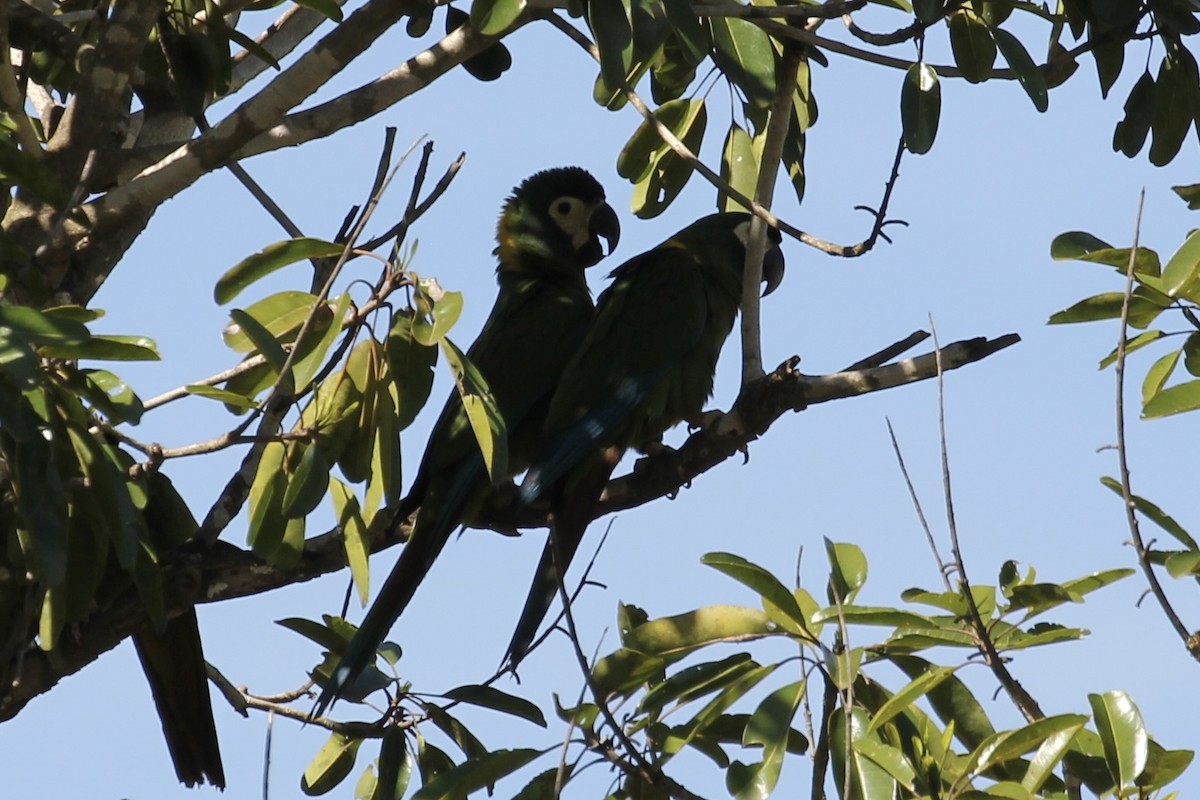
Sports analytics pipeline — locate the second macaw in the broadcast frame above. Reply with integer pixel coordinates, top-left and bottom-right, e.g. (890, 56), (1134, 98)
(503, 212), (785, 667)
(314, 167), (619, 717)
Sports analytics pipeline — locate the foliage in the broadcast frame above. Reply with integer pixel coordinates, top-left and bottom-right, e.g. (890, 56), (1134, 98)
(3, 0), (1200, 796)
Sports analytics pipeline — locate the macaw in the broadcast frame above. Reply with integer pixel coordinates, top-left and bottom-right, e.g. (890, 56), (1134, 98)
(313, 167), (619, 716)
(503, 212), (785, 667)
(133, 615), (225, 788)
(133, 468), (225, 788)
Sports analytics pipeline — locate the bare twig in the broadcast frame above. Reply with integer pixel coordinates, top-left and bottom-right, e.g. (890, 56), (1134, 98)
(928, 320), (1044, 724)
(887, 418), (951, 585)
(1112, 191), (1199, 658)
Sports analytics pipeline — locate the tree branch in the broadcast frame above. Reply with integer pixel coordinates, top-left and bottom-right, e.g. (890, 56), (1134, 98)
(0, 331), (1018, 719)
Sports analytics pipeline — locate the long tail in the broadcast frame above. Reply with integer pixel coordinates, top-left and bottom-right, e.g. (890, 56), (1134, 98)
(133, 610), (225, 788)
(313, 459), (483, 718)
(504, 452), (620, 668)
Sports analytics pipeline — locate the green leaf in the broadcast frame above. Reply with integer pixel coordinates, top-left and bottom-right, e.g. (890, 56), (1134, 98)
(1098, 329), (1163, 369)
(617, 98), (705, 182)
(411, 749), (541, 800)
(372, 729), (413, 800)
(675, 664), (778, 749)
(959, 715), (1091, 787)
(1183, 332), (1200, 376)
(640, 654), (758, 715)
(222, 291), (317, 352)
(411, 287), (463, 347)
(440, 338), (508, 482)
(701, 552), (806, 628)
(812, 605), (934, 627)
(1047, 291), (1167, 327)
(624, 605), (776, 656)
(866, 666), (956, 735)
(890, 654), (996, 750)
(718, 124), (759, 213)
(1006, 582), (1077, 613)
(0, 305), (89, 346)
(948, 9), (996, 83)
(1172, 182), (1200, 210)
(710, 16), (776, 106)
(470, 0), (524, 35)
(293, 292), (348, 393)
(1114, 71), (1155, 158)
(80, 368), (144, 424)
(302, 732), (362, 795)
(740, 679), (806, 797)
(185, 384), (259, 410)
(1050, 230), (1114, 259)
(281, 444), (330, 518)
(388, 308), (439, 431)
(214, 238), (343, 304)
(913, 0), (944, 22)
(1059, 567), (1135, 596)
(1164, 551), (1200, 578)
(1162, 229), (1200, 298)
(1089, 690), (1149, 789)
(853, 738), (917, 790)
(1143, 377), (1200, 417)
(588, 0), (633, 94)
(1143, 349), (1180, 407)
(629, 101), (707, 218)
(421, 704), (487, 760)
(1137, 741), (1195, 790)
(443, 685), (547, 727)
(1100, 477), (1197, 549)
(229, 309), (290, 376)
(1021, 719), (1088, 792)
(293, 0), (343, 22)
(1150, 48), (1199, 167)
(901, 62), (941, 154)
(40, 334), (161, 361)
(662, 0), (709, 64)
(830, 708), (898, 800)
(329, 478), (370, 606)
(992, 28), (1047, 111)
(825, 538), (867, 603)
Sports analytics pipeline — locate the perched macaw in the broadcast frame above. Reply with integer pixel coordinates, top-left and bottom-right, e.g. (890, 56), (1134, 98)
(313, 167), (619, 716)
(503, 212), (785, 667)
(133, 468), (224, 788)
(133, 615), (225, 788)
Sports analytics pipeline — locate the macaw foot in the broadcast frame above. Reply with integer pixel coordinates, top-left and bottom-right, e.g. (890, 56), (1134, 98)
(687, 409), (725, 432)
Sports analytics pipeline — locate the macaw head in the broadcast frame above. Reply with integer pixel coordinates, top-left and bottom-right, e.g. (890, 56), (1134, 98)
(674, 212), (786, 296)
(495, 167), (621, 276)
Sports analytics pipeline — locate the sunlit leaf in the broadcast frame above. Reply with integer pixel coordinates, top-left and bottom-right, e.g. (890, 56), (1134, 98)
(302, 732), (362, 795)
(214, 238), (343, 305)
(901, 62), (941, 154)
(1089, 690), (1149, 789)
(470, 0), (524, 35)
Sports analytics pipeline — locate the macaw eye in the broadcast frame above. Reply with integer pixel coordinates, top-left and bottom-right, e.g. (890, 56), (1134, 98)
(549, 196), (584, 227)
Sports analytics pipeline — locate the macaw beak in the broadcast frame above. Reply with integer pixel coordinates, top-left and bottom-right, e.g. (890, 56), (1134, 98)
(761, 245), (785, 296)
(590, 202), (621, 257)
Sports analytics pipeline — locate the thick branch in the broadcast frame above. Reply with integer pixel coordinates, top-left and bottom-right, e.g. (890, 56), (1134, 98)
(0, 331), (1018, 718)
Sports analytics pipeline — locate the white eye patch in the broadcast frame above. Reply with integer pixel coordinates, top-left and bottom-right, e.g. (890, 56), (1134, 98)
(549, 196), (593, 249)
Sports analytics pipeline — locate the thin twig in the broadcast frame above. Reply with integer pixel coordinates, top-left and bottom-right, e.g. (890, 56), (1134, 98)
(1112, 190), (1198, 657)
(887, 417), (951, 586)
(929, 319), (1044, 723)
(551, 524), (702, 800)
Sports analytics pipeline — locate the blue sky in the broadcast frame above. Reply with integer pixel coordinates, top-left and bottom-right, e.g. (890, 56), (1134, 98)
(8, 6), (1200, 798)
